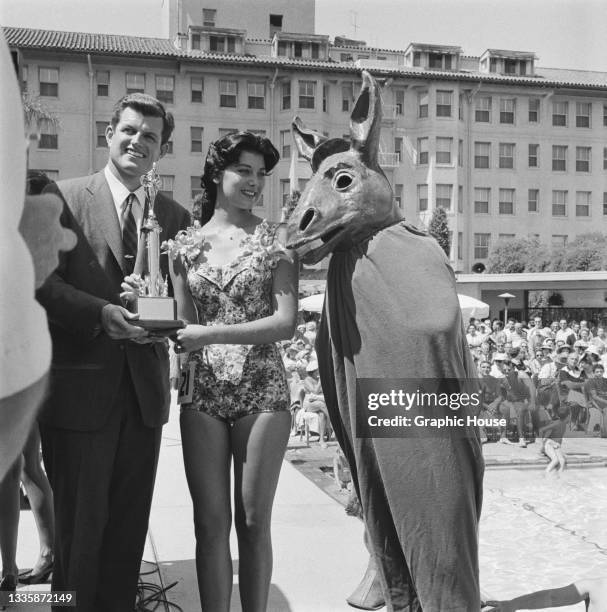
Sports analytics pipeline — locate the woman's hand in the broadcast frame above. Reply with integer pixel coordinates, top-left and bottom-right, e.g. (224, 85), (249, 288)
(173, 324), (210, 353)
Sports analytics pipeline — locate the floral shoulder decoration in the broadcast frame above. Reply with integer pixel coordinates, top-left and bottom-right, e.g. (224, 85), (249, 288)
(162, 221), (206, 265)
(239, 219), (292, 270)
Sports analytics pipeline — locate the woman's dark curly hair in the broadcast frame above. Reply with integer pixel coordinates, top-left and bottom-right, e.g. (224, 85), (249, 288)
(193, 131), (280, 225)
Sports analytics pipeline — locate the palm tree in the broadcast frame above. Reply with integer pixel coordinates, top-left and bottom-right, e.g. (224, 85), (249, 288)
(21, 91), (59, 135)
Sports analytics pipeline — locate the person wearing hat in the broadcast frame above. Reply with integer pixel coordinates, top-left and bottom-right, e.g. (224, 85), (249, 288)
(585, 363), (607, 437)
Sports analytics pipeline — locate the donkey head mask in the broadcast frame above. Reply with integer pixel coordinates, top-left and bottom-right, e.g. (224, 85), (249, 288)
(286, 71), (402, 264)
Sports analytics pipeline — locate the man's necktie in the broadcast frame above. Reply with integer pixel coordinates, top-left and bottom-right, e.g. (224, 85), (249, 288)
(121, 193), (138, 274)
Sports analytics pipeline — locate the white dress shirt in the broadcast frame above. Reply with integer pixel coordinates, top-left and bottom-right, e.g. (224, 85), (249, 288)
(104, 165), (145, 236)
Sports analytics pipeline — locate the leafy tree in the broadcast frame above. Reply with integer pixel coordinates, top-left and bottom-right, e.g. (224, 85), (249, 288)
(22, 92), (59, 133)
(557, 232), (607, 271)
(427, 207), (450, 256)
(486, 237), (548, 273)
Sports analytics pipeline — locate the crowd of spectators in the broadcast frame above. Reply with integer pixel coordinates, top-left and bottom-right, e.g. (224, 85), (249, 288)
(469, 316), (607, 449)
(279, 320), (332, 446)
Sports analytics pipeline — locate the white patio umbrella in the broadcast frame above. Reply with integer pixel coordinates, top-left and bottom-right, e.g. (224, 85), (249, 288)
(299, 293), (325, 313)
(458, 294), (490, 321)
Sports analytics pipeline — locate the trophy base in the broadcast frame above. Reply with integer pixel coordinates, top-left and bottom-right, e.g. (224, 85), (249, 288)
(136, 297), (184, 336)
(137, 296), (177, 320)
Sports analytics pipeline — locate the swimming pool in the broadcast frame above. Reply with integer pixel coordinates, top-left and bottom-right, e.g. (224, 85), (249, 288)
(480, 466), (607, 611)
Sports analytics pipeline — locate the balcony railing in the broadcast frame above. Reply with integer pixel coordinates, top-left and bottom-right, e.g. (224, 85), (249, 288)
(378, 152), (400, 167)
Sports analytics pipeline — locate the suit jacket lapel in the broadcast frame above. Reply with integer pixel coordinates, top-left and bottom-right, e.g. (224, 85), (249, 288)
(87, 172), (126, 274)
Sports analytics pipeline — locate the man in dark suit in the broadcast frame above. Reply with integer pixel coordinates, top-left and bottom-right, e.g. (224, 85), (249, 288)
(36, 93), (190, 611)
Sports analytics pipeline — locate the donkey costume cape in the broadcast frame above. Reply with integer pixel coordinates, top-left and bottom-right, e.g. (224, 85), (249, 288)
(287, 72), (484, 612)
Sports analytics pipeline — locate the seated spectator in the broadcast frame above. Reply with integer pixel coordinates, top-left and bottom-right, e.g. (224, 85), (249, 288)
(488, 320), (507, 350)
(302, 320), (317, 346)
(466, 324), (484, 350)
(509, 322), (527, 348)
(556, 319), (576, 346)
(557, 353), (586, 431)
(298, 361), (330, 447)
(590, 326), (606, 353)
(585, 363), (607, 437)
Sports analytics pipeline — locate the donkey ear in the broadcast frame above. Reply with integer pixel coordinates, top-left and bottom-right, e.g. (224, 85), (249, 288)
(350, 71), (382, 167)
(292, 116), (327, 163)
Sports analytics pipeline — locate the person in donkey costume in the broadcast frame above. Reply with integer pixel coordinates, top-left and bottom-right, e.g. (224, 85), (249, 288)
(286, 71), (484, 612)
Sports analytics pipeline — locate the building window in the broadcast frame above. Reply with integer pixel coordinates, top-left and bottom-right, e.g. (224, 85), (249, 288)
(159, 175), (174, 199)
(576, 102), (591, 128)
(604, 105), (607, 127)
(247, 82), (265, 109)
(281, 81), (291, 110)
(436, 90), (452, 117)
(322, 83), (328, 112)
(436, 184), (452, 210)
(394, 184), (403, 208)
(474, 233), (491, 259)
(528, 98), (540, 122)
(190, 127), (203, 153)
(218, 127), (237, 138)
(219, 80), (238, 108)
(126, 72), (145, 94)
(499, 98), (515, 124)
(95, 121), (107, 148)
(552, 235), (568, 248)
(474, 187), (490, 214)
(604, 193), (607, 215)
(418, 91), (428, 118)
(191, 77), (204, 103)
(38, 120), (58, 149)
(280, 179), (290, 206)
(552, 101), (568, 126)
(458, 185), (463, 212)
(576, 146), (591, 172)
(395, 89), (404, 115)
(269, 13), (283, 36)
(552, 190), (567, 216)
(96, 70), (109, 97)
(435, 137), (452, 164)
(417, 184), (428, 211)
(39, 67), (59, 97)
(210, 35), (236, 53)
(528, 144), (539, 168)
(31, 169), (59, 181)
(499, 233), (515, 241)
(191, 176), (202, 200)
(576, 191), (591, 217)
(475, 96), (491, 122)
(498, 188), (515, 214)
(458, 139), (463, 167)
(21, 64), (28, 92)
(413, 51), (421, 66)
(155, 75), (174, 104)
(552, 145), (567, 171)
(342, 82), (354, 112)
(191, 34), (201, 50)
(604, 147), (607, 170)
(474, 142), (490, 169)
(298, 80), (316, 109)
(165, 140), (173, 155)
(394, 137), (403, 162)
(417, 137), (428, 165)
(498, 143), (515, 169)
(280, 129), (290, 158)
(457, 232), (463, 260)
(528, 189), (539, 213)
(202, 8), (216, 26)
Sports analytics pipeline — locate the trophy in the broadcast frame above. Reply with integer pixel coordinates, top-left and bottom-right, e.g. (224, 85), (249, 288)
(133, 163), (184, 333)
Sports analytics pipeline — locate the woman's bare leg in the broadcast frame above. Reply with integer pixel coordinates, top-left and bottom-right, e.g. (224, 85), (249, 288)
(232, 411), (290, 612)
(180, 410), (232, 612)
(0, 456), (22, 578)
(20, 425), (54, 572)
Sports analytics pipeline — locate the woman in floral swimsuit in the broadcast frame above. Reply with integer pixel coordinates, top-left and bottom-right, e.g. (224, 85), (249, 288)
(167, 132), (298, 612)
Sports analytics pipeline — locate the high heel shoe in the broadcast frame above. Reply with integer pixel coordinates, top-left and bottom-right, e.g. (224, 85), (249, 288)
(18, 559), (53, 585)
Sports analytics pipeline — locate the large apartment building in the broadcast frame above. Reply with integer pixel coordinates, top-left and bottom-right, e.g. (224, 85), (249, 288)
(5, 2), (607, 273)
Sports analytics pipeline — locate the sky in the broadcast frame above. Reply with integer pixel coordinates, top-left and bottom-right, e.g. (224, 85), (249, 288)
(1, 0), (607, 72)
